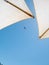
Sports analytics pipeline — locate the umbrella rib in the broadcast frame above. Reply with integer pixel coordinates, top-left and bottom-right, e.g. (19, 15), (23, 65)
(39, 28), (49, 38)
(4, 0), (34, 18)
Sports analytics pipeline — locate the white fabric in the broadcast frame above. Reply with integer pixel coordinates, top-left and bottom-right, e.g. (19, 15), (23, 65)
(0, 0), (32, 29)
(42, 30), (49, 39)
(33, 0), (49, 39)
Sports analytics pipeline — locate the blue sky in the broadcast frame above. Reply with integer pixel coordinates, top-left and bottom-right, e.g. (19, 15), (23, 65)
(0, 0), (49, 65)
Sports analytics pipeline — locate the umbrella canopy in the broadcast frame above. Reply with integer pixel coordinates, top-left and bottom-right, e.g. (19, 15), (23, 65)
(33, 0), (49, 39)
(0, 0), (33, 29)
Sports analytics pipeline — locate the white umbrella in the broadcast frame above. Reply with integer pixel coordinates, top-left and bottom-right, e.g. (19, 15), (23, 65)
(0, 0), (34, 30)
(33, 0), (49, 39)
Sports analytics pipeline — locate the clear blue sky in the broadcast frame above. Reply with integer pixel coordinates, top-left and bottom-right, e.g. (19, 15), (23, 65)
(0, 0), (49, 65)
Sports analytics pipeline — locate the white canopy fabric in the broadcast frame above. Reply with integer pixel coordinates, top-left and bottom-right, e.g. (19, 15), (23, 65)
(0, 0), (32, 29)
(41, 29), (49, 39)
(33, 0), (49, 39)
